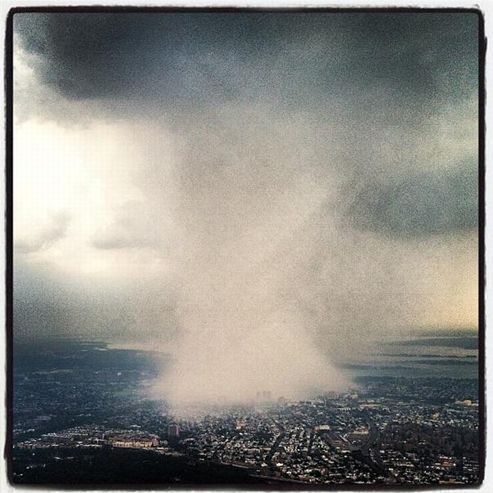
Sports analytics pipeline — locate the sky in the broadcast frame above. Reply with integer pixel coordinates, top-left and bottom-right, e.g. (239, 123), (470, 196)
(13, 11), (479, 403)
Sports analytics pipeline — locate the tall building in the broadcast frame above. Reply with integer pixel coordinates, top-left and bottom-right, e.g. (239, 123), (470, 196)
(167, 424), (180, 439)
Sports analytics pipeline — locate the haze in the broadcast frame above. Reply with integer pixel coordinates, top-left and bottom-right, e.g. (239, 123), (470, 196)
(13, 12), (479, 405)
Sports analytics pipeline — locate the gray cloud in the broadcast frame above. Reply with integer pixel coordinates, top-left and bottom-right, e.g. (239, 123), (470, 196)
(14, 258), (179, 343)
(14, 12), (478, 116)
(15, 212), (70, 254)
(347, 159), (478, 237)
(92, 200), (161, 250)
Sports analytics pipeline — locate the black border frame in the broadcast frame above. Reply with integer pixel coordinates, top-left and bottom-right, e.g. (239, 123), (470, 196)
(4, 6), (486, 490)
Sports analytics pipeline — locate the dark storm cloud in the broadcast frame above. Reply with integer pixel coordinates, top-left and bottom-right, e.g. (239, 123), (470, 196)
(15, 12), (293, 102)
(14, 12), (478, 113)
(341, 13), (478, 102)
(347, 159), (477, 237)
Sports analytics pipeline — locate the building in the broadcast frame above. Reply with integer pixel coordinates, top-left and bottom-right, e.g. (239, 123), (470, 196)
(168, 424), (180, 439)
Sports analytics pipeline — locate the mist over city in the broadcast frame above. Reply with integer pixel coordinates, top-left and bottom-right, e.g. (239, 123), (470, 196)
(10, 10), (481, 486)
